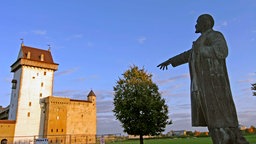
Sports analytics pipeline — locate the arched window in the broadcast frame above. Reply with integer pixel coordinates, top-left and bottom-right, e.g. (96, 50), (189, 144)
(1, 139), (7, 144)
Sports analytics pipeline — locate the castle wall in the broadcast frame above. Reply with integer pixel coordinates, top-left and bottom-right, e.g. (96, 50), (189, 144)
(44, 96), (97, 143)
(0, 120), (15, 143)
(44, 96), (69, 137)
(67, 98), (96, 143)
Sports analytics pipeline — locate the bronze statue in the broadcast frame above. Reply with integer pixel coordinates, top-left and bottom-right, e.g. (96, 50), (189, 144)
(158, 14), (248, 144)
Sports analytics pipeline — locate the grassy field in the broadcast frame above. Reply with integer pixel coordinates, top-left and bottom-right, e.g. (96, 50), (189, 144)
(109, 135), (256, 144)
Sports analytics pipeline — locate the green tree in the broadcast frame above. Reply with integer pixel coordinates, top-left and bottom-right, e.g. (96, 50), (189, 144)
(252, 83), (256, 96)
(113, 66), (170, 144)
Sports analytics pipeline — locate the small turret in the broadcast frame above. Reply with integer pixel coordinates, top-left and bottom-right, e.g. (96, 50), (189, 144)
(87, 90), (96, 103)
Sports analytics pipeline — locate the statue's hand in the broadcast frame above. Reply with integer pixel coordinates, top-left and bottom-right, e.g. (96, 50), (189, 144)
(157, 60), (170, 70)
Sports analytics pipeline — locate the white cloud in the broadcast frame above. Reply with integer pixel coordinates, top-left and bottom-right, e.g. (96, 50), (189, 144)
(55, 67), (79, 76)
(73, 77), (86, 83)
(66, 34), (83, 41)
(32, 30), (47, 35)
(87, 42), (94, 47)
(53, 89), (81, 97)
(237, 72), (256, 83)
(221, 21), (228, 27)
(157, 73), (189, 85)
(215, 20), (229, 29)
(72, 34), (83, 38)
(137, 36), (147, 44)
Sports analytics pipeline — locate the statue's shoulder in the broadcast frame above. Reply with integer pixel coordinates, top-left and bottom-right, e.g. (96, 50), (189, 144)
(208, 29), (222, 35)
(208, 30), (225, 39)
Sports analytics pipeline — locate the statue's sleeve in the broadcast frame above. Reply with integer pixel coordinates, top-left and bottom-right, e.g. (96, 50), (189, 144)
(170, 50), (191, 67)
(201, 32), (228, 59)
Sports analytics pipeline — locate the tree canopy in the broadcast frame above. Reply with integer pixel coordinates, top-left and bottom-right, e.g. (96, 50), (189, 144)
(252, 83), (256, 96)
(113, 65), (170, 144)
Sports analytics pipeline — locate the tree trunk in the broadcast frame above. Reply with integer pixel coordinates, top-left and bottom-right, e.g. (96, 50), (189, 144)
(139, 134), (143, 144)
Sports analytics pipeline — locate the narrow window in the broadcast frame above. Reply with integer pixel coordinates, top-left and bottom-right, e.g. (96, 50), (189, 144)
(40, 93), (42, 97)
(27, 51), (31, 59)
(27, 112), (30, 117)
(41, 82), (44, 87)
(61, 129), (64, 132)
(51, 129), (53, 132)
(44, 71), (47, 75)
(40, 54), (44, 61)
(56, 129), (58, 132)
(12, 79), (17, 89)
(29, 102), (32, 106)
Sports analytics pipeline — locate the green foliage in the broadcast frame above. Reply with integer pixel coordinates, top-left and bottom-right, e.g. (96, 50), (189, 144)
(113, 65), (170, 137)
(252, 83), (256, 96)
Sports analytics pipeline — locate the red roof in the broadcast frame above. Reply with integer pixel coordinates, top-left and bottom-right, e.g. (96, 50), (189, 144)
(0, 120), (16, 124)
(19, 45), (55, 64)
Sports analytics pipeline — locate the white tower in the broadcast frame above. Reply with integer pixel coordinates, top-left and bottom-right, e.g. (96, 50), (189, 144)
(9, 44), (58, 139)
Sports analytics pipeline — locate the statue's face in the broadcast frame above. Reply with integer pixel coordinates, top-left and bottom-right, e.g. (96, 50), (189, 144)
(195, 15), (213, 34)
(195, 18), (204, 33)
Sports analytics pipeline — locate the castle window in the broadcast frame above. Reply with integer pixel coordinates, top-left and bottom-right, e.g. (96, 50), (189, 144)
(27, 51), (31, 59)
(40, 54), (44, 61)
(29, 102), (32, 106)
(41, 82), (44, 87)
(27, 112), (30, 117)
(61, 129), (64, 132)
(56, 129), (58, 132)
(44, 71), (47, 75)
(11, 79), (17, 89)
(40, 93), (42, 97)
(51, 129), (53, 132)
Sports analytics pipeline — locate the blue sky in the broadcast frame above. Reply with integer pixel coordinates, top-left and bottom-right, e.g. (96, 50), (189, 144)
(1, 1), (256, 135)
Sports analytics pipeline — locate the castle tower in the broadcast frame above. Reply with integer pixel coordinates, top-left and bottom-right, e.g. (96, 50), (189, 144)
(87, 90), (96, 104)
(87, 90), (97, 137)
(8, 45), (58, 138)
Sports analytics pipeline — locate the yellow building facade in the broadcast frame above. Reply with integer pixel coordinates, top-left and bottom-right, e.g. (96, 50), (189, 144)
(43, 91), (96, 144)
(0, 120), (15, 143)
(0, 45), (97, 144)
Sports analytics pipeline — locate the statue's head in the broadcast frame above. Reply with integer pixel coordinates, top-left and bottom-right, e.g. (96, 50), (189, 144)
(195, 14), (214, 34)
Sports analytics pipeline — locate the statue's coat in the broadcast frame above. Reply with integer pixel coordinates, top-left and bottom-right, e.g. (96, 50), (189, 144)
(170, 29), (238, 128)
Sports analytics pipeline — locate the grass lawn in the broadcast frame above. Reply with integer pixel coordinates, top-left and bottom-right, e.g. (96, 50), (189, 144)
(109, 135), (256, 144)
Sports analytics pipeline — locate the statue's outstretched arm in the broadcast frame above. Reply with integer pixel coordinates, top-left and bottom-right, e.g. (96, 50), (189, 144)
(157, 50), (191, 70)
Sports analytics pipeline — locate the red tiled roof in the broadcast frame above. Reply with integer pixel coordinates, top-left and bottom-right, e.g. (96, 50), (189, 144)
(0, 120), (16, 124)
(20, 45), (55, 64)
